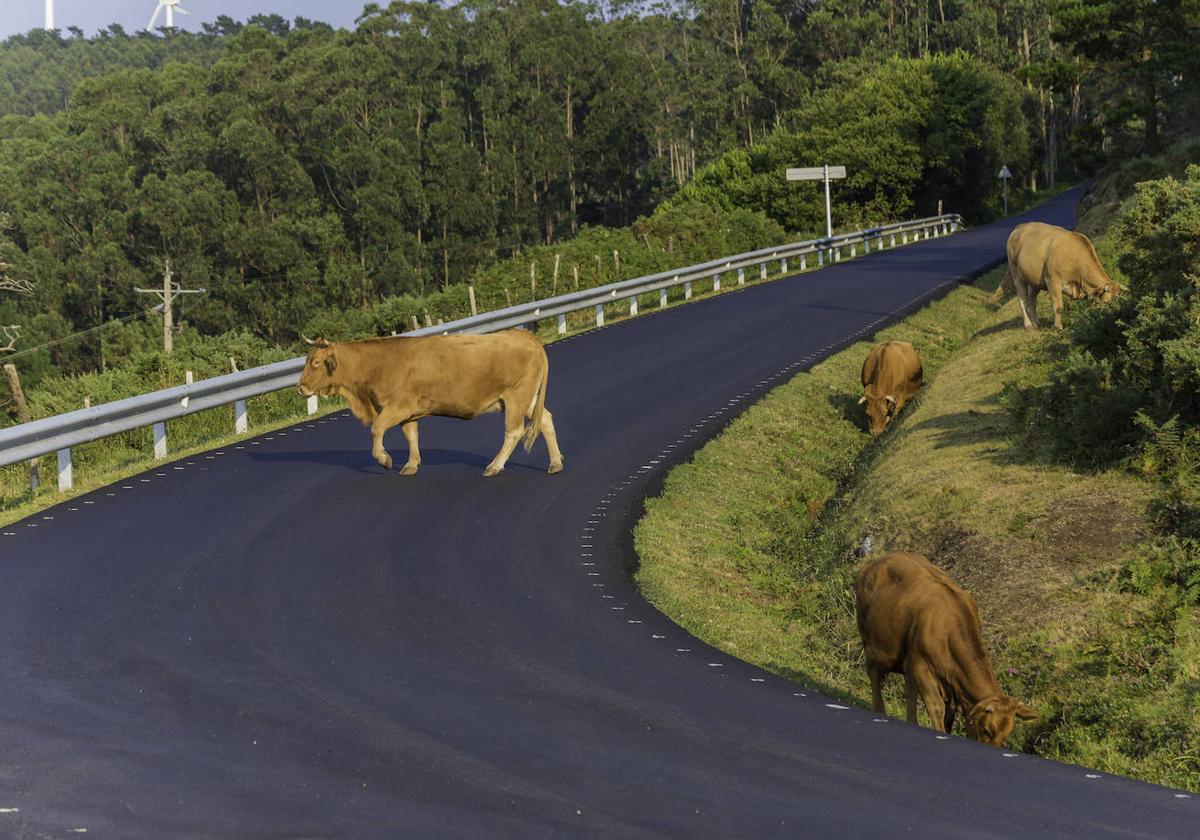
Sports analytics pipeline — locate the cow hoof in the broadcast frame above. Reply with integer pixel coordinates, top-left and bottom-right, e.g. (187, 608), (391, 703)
(400, 464), (419, 476)
(379, 455), (393, 470)
(483, 465), (503, 477)
(548, 462), (564, 475)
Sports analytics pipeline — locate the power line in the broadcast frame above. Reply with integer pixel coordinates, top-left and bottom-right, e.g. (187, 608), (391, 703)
(0, 306), (158, 363)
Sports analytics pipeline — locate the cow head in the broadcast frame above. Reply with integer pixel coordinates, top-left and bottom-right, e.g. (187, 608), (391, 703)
(297, 336), (338, 397)
(966, 696), (1038, 747)
(1095, 282), (1122, 303)
(858, 385), (896, 436)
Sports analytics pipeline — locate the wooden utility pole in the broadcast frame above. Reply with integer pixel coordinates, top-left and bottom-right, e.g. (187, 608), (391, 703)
(4, 363), (39, 490)
(134, 260), (205, 354)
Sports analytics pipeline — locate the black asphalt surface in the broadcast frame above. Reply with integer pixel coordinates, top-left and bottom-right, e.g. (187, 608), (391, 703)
(1, 186), (1195, 838)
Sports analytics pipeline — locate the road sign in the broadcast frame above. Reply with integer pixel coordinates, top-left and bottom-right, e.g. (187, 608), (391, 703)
(998, 165), (1012, 215)
(787, 166), (847, 181)
(786, 164), (846, 237)
(998, 165), (1012, 179)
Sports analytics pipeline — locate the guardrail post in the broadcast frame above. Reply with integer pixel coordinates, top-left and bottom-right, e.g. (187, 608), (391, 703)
(557, 313), (567, 334)
(234, 399), (248, 433)
(713, 273), (721, 292)
(891, 233), (897, 247)
(153, 422), (167, 460)
(851, 243), (858, 257)
(863, 239), (870, 255)
(306, 395), (318, 415)
(759, 263), (767, 280)
(594, 304), (604, 327)
(818, 249), (824, 267)
(684, 281), (692, 300)
(833, 248), (841, 263)
(629, 297), (638, 316)
(737, 267), (745, 285)
(903, 231), (909, 244)
(780, 257), (788, 274)
(57, 448), (72, 492)
(659, 288), (668, 308)
(800, 254), (807, 271)
(951, 219), (958, 233)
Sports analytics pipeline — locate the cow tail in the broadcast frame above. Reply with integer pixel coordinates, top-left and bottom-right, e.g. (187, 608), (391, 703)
(987, 265), (1011, 304)
(523, 353), (548, 453)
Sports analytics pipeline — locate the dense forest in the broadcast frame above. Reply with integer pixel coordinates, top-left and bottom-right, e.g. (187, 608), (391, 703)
(0, 0), (1197, 393)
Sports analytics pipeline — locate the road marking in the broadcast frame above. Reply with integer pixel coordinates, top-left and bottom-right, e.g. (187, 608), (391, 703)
(825, 704), (849, 710)
(0, 808), (18, 813)
(936, 735), (950, 740)
(750, 678), (765, 683)
(1002, 753), (1018, 758)
(651, 634), (665, 639)
(1085, 774), (1100, 779)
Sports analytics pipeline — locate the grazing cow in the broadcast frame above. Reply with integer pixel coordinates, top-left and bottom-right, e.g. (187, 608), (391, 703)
(988, 222), (1122, 330)
(855, 551), (1037, 746)
(296, 330), (564, 477)
(859, 341), (923, 436)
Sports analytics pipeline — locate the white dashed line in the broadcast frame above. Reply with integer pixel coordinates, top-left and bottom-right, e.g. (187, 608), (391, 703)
(825, 704), (849, 710)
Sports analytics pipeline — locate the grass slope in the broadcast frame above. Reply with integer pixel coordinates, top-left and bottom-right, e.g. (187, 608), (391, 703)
(635, 274), (1199, 791)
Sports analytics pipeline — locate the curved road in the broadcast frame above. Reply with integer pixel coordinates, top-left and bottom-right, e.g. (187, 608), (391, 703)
(2, 187), (1194, 837)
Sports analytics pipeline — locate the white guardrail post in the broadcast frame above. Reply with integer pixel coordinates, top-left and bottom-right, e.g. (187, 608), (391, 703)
(0, 213), (961, 482)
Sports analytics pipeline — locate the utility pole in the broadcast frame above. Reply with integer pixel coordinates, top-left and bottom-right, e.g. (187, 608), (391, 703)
(135, 260), (205, 354)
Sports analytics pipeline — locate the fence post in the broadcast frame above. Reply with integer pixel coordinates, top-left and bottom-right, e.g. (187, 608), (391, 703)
(3, 363), (39, 491)
(57, 448), (72, 492)
(468, 285), (478, 317)
(594, 304), (604, 327)
(153, 422), (167, 460)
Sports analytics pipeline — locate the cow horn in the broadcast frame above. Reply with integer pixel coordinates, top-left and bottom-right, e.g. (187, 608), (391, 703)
(857, 395), (867, 405)
(301, 334), (317, 345)
(885, 395), (896, 405)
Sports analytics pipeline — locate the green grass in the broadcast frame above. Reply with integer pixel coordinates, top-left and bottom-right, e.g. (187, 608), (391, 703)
(635, 273), (1200, 792)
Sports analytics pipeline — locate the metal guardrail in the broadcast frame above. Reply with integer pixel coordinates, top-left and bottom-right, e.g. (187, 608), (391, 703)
(0, 213), (961, 490)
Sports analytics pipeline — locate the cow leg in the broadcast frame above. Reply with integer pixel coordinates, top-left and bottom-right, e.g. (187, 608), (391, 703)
(483, 402), (525, 477)
(1011, 271), (1038, 331)
(371, 420), (393, 471)
(943, 698), (957, 734)
(1048, 279), (1066, 330)
(868, 665), (886, 714)
(399, 420), (420, 476)
(903, 670), (919, 724)
(540, 409), (564, 474)
(909, 660), (945, 732)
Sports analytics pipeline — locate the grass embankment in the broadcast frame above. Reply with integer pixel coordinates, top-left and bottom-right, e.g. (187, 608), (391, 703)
(635, 272), (1199, 792)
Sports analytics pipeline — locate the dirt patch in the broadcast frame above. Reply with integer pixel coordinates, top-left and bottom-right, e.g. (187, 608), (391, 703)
(919, 493), (1147, 635)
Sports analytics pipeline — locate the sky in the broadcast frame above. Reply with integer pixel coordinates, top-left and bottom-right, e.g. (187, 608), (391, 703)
(0, 1), (366, 41)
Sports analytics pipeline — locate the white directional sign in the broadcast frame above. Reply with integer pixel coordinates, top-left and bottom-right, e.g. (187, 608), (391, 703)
(787, 166), (847, 181)
(786, 164), (846, 237)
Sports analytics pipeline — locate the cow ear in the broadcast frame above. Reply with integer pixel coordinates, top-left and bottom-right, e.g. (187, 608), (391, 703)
(1015, 702), (1038, 721)
(324, 352), (337, 373)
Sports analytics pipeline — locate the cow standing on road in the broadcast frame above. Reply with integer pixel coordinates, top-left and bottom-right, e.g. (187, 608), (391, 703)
(859, 341), (923, 436)
(855, 551), (1037, 746)
(297, 330), (564, 477)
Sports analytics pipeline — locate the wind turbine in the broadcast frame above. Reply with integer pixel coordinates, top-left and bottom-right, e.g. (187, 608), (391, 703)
(44, 0), (54, 30)
(147, 0), (191, 31)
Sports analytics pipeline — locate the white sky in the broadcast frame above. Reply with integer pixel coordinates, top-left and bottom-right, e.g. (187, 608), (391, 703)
(1, 1), (366, 40)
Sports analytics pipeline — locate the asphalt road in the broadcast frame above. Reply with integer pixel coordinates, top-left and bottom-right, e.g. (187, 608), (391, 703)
(1, 186), (1194, 838)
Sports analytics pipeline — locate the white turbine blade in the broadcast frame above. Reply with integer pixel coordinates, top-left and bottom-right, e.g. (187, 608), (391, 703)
(147, 3), (164, 30)
(176, 6), (190, 15)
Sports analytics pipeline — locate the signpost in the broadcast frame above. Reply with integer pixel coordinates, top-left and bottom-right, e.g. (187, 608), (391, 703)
(787, 165), (846, 238)
(998, 165), (1012, 216)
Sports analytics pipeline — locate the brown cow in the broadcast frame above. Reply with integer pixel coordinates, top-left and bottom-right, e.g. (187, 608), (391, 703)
(859, 341), (923, 436)
(989, 222), (1122, 330)
(855, 551), (1036, 746)
(296, 330), (564, 477)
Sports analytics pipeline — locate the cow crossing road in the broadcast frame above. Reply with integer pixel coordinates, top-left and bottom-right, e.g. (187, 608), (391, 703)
(0, 186), (1194, 837)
